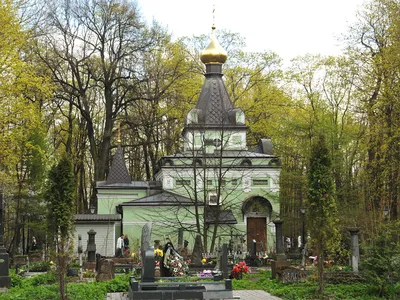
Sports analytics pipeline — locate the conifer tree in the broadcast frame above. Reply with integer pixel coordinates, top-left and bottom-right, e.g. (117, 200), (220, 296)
(45, 155), (75, 300)
(307, 134), (340, 294)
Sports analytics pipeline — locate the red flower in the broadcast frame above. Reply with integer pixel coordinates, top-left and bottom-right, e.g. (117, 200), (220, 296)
(231, 261), (249, 279)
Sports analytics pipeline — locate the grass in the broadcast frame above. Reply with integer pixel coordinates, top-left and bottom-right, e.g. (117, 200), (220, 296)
(2, 269), (399, 299)
(231, 270), (400, 299)
(0, 272), (130, 300)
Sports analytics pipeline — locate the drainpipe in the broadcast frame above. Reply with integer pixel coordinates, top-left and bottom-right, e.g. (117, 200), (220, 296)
(116, 205), (123, 236)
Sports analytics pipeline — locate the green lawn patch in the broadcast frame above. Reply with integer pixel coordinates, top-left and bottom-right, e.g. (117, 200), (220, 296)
(231, 270), (397, 300)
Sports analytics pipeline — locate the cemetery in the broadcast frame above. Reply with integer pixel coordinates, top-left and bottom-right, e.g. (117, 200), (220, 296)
(1, 0), (400, 299)
(2, 214), (398, 299)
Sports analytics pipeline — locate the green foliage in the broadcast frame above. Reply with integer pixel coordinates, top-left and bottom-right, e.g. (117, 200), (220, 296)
(10, 273), (23, 288)
(45, 155), (75, 237)
(44, 154), (75, 299)
(231, 270), (382, 300)
(4, 273), (130, 299)
(307, 134), (340, 293)
(67, 282), (107, 300)
(361, 220), (400, 297)
(0, 284), (59, 300)
(30, 271), (57, 286)
(307, 135), (340, 247)
(104, 274), (130, 292)
(4, 269), (398, 300)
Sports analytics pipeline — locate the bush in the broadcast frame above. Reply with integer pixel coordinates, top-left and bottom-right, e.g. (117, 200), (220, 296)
(361, 220), (400, 297)
(104, 274), (130, 292)
(30, 271), (57, 286)
(10, 273), (23, 288)
(0, 285), (59, 300)
(68, 282), (107, 300)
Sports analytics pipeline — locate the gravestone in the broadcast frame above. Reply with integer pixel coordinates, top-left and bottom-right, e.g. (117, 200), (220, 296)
(274, 220), (286, 261)
(348, 227), (360, 273)
(271, 219), (288, 279)
(179, 240), (189, 259)
(220, 244), (228, 279)
(87, 229), (96, 262)
(140, 223), (154, 282)
(191, 234), (203, 265)
(78, 234), (83, 281)
(141, 223), (152, 254)
(177, 228), (184, 248)
(96, 258), (114, 281)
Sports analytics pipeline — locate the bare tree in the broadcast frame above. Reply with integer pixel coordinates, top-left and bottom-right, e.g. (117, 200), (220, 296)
(33, 0), (163, 208)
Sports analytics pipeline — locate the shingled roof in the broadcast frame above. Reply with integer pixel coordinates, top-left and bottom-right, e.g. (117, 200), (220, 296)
(74, 214), (121, 222)
(205, 207), (237, 225)
(120, 191), (203, 206)
(106, 145), (131, 185)
(195, 74), (235, 125)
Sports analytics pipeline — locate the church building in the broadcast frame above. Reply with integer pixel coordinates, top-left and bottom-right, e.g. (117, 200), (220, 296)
(74, 25), (281, 257)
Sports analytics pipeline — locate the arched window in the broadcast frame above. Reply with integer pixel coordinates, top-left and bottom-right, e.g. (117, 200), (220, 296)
(193, 158), (202, 166)
(240, 159), (252, 166)
(164, 159), (174, 166)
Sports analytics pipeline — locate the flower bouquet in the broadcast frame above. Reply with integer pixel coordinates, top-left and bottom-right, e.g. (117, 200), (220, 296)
(154, 248), (164, 258)
(164, 254), (189, 277)
(198, 269), (213, 279)
(231, 261), (249, 279)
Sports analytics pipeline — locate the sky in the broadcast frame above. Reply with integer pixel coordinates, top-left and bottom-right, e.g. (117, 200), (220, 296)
(137, 0), (366, 64)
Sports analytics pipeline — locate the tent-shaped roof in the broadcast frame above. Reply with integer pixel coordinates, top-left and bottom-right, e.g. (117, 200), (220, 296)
(106, 145), (131, 185)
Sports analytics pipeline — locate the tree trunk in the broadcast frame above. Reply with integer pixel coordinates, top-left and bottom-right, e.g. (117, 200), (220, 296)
(317, 243), (324, 294)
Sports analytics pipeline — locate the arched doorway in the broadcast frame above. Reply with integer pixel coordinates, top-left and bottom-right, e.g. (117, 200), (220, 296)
(242, 196), (272, 252)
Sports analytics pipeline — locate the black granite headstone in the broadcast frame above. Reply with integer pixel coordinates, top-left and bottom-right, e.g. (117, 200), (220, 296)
(220, 244), (228, 279)
(87, 229), (97, 262)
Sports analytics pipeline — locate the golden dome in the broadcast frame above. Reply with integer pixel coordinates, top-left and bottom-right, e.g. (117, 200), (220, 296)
(200, 25), (228, 64)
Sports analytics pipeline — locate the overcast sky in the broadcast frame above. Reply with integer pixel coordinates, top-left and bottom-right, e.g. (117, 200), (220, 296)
(137, 0), (366, 63)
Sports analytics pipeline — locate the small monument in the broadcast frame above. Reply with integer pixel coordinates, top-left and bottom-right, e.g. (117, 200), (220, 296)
(271, 219), (288, 279)
(141, 223), (154, 282)
(177, 228), (184, 249)
(220, 244), (229, 279)
(179, 240), (189, 259)
(348, 228), (360, 273)
(78, 234), (83, 281)
(191, 234), (203, 265)
(96, 258), (114, 281)
(87, 229), (97, 262)
(0, 192), (10, 288)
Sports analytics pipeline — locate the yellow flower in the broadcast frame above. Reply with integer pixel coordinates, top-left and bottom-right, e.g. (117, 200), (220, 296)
(131, 252), (135, 258)
(154, 249), (163, 257)
(201, 258), (207, 264)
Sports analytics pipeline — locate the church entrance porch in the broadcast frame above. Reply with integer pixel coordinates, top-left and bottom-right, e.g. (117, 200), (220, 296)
(242, 196), (273, 253)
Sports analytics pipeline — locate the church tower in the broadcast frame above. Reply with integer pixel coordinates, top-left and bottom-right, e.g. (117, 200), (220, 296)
(182, 25), (247, 153)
